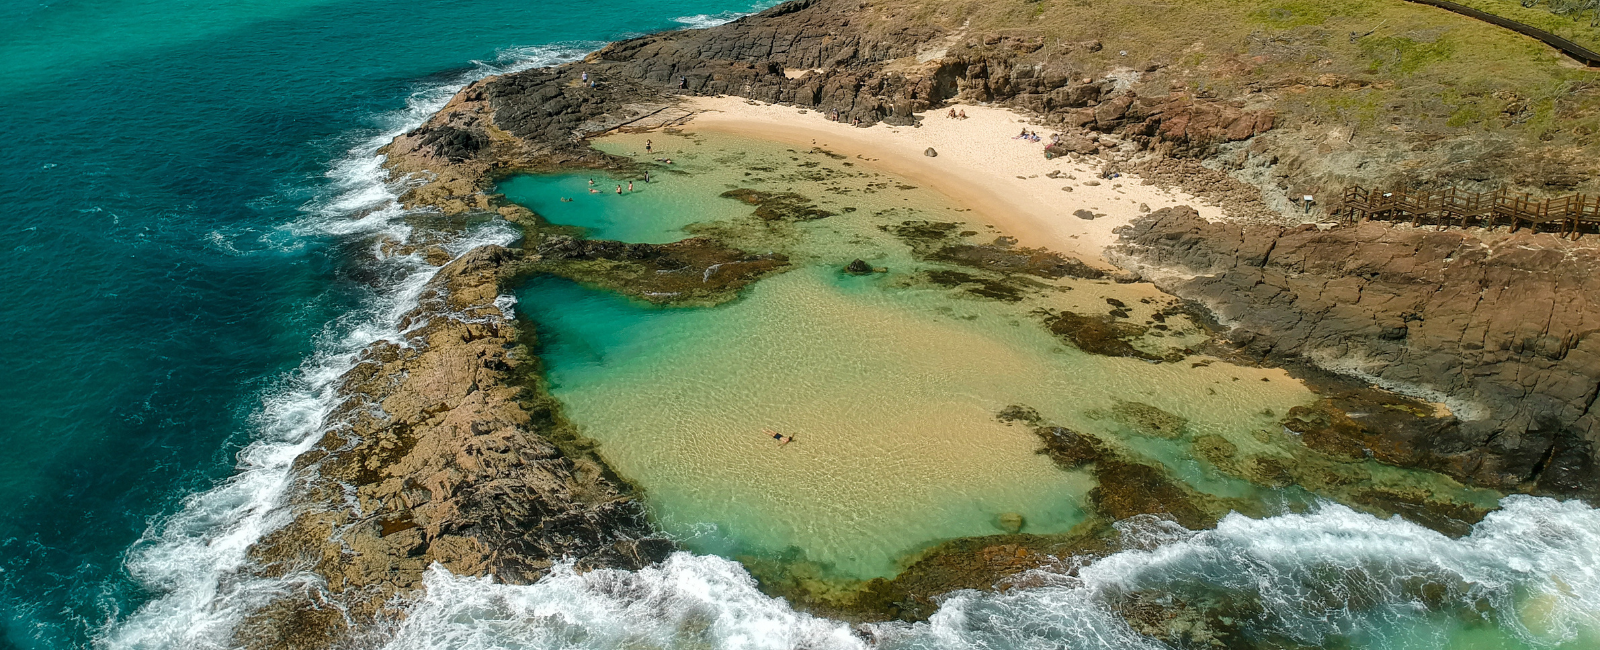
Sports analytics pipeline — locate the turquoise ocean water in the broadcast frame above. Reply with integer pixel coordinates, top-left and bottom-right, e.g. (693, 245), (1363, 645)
(0, 1), (758, 647)
(3, 1), (1599, 649)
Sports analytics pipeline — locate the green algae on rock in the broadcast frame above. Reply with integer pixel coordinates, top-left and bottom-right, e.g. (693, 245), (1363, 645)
(719, 188), (836, 222)
(528, 233), (789, 305)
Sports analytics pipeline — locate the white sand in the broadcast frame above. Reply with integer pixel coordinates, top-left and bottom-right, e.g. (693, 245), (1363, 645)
(680, 96), (1227, 267)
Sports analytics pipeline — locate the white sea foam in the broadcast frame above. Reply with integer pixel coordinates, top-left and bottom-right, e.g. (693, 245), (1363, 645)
(671, 2), (778, 30)
(94, 43), (595, 650)
(91, 26), (1600, 650)
(672, 12), (749, 29)
(380, 496), (1599, 650)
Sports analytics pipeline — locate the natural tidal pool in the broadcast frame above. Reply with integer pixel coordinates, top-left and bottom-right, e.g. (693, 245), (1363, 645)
(503, 131), (1499, 581)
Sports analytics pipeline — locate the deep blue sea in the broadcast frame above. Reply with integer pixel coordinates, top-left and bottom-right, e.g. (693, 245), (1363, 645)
(0, 1), (758, 647)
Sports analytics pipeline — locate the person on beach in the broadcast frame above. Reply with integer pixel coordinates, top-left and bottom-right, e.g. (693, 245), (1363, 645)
(645, 139), (652, 154)
(762, 428), (793, 446)
(581, 71), (588, 83)
(947, 108), (957, 119)
(958, 109), (967, 119)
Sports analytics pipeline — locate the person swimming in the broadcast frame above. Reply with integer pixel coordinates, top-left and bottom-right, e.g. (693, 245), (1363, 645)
(762, 428), (793, 446)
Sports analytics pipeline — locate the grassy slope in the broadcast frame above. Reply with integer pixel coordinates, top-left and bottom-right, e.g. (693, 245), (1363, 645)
(864, 0), (1600, 194)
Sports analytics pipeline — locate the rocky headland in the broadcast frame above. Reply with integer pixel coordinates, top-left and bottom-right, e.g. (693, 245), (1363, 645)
(232, 0), (1600, 645)
(1114, 207), (1600, 501)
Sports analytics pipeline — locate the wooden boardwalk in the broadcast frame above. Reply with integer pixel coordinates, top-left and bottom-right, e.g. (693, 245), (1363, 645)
(1403, 0), (1600, 67)
(1334, 185), (1600, 239)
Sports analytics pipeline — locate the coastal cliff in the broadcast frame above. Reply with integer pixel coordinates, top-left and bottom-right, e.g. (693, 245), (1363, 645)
(231, 0), (1600, 645)
(1115, 207), (1600, 500)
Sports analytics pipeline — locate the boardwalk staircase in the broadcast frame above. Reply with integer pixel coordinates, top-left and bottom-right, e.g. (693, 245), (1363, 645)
(1335, 186), (1600, 239)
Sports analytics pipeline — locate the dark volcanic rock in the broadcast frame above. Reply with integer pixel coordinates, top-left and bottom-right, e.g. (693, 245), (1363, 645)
(235, 246), (671, 648)
(720, 188), (835, 221)
(931, 243), (1105, 280)
(1115, 206), (1600, 498)
(534, 234), (789, 304)
(844, 258), (875, 275)
(926, 269), (1026, 301)
(997, 404), (1043, 425)
(1035, 425), (1107, 468)
(1044, 310), (1161, 360)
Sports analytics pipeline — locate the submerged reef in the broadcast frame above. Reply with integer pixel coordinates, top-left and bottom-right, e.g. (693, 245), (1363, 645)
(224, 0), (1600, 645)
(529, 233), (789, 305)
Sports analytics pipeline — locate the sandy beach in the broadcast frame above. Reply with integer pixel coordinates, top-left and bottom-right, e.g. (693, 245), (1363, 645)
(680, 96), (1228, 267)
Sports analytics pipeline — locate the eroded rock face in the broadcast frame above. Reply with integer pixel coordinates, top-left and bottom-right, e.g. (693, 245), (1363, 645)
(233, 247), (672, 648)
(1115, 206), (1600, 498)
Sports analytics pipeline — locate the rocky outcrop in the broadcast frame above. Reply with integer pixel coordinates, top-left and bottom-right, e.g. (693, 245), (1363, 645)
(232, 247), (672, 648)
(1114, 207), (1600, 499)
(531, 233), (790, 304)
(382, 0), (1282, 218)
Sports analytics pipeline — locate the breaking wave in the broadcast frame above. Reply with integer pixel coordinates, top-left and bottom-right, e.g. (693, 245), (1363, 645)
(672, 12), (750, 29)
(92, 43), (595, 650)
(382, 496), (1599, 650)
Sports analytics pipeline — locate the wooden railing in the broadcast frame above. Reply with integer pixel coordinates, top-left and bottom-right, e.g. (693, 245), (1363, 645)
(1335, 185), (1600, 238)
(1403, 0), (1600, 67)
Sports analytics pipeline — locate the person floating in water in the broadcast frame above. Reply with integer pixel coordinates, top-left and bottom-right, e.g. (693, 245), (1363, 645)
(560, 197), (573, 202)
(762, 428), (794, 446)
(589, 187), (601, 194)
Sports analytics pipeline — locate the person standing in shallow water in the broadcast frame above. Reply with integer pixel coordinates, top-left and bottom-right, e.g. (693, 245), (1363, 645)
(627, 180), (633, 192)
(645, 139), (652, 154)
(615, 184), (622, 194)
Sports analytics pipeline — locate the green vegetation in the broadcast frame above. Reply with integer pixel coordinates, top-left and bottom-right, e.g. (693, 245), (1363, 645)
(859, 0), (1600, 191)
(1449, 0), (1600, 50)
